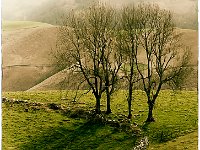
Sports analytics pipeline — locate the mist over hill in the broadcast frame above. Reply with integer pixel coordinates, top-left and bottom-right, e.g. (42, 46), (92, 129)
(2, 0), (198, 29)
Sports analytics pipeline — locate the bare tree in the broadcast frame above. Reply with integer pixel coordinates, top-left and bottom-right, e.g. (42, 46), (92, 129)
(101, 21), (123, 114)
(116, 5), (141, 118)
(55, 4), (121, 114)
(133, 4), (191, 122)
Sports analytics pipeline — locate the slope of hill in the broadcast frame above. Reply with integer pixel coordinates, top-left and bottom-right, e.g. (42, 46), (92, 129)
(2, 20), (52, 31)
(2, 21), (58, 91)
(27, 28), (198, 91)
(27, 69), (69, 91)
(2, 21), (197, 91)
(177, 28), (198, 65)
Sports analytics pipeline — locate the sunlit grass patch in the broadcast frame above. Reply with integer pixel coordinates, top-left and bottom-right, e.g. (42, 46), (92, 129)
(2, 90), (198, 149)
(149, 131), (198, 150)
(2, 99), (136, 150)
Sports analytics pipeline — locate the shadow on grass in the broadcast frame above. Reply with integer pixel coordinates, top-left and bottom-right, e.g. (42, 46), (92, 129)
(141, 122), (150, 132)
(141, 122), (184, 143)
(20, 121), (137, 150)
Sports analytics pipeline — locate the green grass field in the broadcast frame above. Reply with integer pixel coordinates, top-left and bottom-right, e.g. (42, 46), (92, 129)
(2, 90), (198, 149)
(149, 131), (198, 150)
(2, 20), (52, 31)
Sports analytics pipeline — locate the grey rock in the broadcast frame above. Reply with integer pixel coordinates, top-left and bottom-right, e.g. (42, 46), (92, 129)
(133, 137), (149, 150)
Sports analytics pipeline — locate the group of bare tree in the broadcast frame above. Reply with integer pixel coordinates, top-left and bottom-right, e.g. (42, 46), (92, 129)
(55, 3), (191, 122)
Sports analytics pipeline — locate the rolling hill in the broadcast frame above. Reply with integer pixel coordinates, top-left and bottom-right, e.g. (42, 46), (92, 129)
(2, 21), (58, 91)
(26, 28), (198, 91)
(2, 21), (198, 91)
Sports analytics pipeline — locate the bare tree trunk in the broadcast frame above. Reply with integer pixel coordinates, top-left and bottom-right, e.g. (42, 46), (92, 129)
(106, 90), (112, 114)
(127, 82), (133, 119)
(146, 100), (155, 122)
(127, 59), (134, 119)
(96, 95), (101, 114)
(128, 99), (132, 119)
(105, 74), (112, 114)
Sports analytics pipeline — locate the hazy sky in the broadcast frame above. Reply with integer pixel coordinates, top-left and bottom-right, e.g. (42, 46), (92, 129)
(2, 0), (49, 20)
(101, 0), (196, 14)
(2, 0), (197, 20)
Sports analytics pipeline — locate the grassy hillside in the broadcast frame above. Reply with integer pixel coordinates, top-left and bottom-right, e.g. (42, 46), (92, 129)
(2, 20), (52, 31)
(2, 90), (198, 149)
(2, 21), (57, 66)
(27, 66), (198, 92)
(2, 21), (198, 91)
(26, 28), (198, 91)
(2, 21), (58, 91)
(3, 66), (56, 91)
(177, 28), (198, 65)
(150, 131), (198, 150)
(3, 103), (135, 150)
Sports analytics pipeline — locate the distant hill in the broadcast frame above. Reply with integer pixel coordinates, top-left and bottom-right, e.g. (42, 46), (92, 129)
(27, 29), (198, 91)
(2, 20), (53, 31)
(2, 21), (198, 91)
(2, 21), (58, 91)
(2, 0), (198, 30)
(177, 28), (198, 65)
